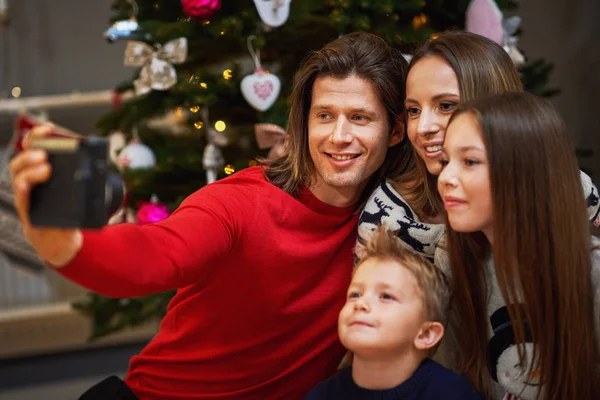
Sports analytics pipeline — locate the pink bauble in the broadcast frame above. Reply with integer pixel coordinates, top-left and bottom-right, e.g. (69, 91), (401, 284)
(465, 0), (504, 45)
(136, 198), (170, 225)
(181, 0), (221, 20)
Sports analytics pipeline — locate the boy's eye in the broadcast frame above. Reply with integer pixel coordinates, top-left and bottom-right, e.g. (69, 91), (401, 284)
(380, 293), (395, 301)
(317, 113), (331, 120)
(464, 158), (480, 167)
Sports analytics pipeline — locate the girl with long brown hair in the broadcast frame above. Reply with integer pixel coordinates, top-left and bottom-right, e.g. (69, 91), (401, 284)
(438, 91), (600, 400)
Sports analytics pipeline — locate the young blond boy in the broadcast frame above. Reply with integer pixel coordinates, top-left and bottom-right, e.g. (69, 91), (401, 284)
(305, 227), (482, 399)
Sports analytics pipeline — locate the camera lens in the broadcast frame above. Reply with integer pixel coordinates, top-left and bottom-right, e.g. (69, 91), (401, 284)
(105, 171), (125, 218)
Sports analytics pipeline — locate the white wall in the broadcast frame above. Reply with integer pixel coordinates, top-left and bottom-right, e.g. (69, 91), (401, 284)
(518, 0), (600, 177)
(0, 0), (131, 142)
(1, 0), (130, 96)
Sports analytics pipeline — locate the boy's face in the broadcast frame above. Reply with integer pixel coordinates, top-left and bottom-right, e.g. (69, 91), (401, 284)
(338, 258), (427, 357)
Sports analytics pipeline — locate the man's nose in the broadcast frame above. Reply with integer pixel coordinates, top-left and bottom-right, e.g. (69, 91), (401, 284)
(329, 116), (353, 144)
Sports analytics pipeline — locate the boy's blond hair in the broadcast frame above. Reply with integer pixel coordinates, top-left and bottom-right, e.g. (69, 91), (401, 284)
(356, 226), (450, 327)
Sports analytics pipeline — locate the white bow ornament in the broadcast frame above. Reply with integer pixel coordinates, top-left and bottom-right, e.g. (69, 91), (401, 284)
(124, 37), (188, 95)
(253, 0), (292, 28)
(502, 16), (526, 67)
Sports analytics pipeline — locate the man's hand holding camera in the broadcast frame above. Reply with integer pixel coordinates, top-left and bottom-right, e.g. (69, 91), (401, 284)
(10, 124), (83, 268)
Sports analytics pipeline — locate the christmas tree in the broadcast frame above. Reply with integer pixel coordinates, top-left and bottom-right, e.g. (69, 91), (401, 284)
(74, 0), (557, 340)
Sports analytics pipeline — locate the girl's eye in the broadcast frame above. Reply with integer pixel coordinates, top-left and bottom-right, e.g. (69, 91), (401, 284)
(407, 107), (420, 116)
(348, 292), (360, 299)
(317, 113), (331, 120)
(464, 158), (480, 167)
(439, 102), (457, 112)
(353, 115), (369, 122)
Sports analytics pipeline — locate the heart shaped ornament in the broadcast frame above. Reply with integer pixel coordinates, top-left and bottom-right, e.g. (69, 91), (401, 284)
(253, 0), (292, 28)
(241, 68), (281, 112)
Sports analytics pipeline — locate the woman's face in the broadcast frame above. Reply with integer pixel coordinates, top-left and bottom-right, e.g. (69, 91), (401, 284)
(405, 56), (460, 176)
(437, 113), (493, 242)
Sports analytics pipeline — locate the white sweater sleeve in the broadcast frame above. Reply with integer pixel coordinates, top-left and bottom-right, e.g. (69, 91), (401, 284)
(580, 171), (599, 224)
(591, 238), (600, 351)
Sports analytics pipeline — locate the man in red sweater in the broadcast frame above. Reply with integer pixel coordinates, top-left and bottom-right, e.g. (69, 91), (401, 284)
(10, 32), (410, 400)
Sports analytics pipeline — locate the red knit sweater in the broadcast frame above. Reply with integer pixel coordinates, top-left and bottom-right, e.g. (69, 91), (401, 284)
(58, 167), (359, 399)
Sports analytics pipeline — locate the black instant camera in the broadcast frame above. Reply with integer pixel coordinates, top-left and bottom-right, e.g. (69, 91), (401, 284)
(28, 135), (124, 229)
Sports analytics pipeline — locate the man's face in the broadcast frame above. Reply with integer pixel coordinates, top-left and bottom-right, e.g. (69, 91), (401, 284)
(307, 75), (403, 207)
(338, 258), (427, 358)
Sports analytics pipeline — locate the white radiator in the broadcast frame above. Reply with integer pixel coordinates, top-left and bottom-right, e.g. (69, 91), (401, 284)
(0, 252), (51, 309)
(0, 301), (158, 359)
(0, 251), (158, 359)
(0, 251), (86, 310)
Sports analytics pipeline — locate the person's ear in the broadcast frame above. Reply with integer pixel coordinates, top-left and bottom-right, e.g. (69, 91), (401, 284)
(413, 321), (444, 351)
(388, 115), (406, 147)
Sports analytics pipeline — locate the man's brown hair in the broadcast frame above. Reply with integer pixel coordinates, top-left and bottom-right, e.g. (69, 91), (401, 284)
(262, 32), (411, 205)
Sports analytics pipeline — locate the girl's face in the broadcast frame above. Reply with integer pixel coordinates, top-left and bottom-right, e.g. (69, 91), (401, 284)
(437, 113), (494, 242)
(405, 56), (460, 176)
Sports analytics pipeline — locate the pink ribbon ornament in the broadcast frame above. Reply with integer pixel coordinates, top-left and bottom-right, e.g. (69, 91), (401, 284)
(254, 123), (289, 159)
(465, 0), (504, 45)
